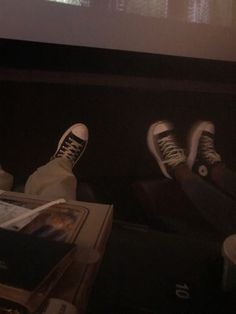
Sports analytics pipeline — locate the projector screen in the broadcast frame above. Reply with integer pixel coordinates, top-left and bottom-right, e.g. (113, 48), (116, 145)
(0, 0), (236, 61)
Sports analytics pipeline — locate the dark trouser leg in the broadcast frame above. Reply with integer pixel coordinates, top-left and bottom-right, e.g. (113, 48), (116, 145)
(180, 173), (236, 237)
(211, 165), (236, 200)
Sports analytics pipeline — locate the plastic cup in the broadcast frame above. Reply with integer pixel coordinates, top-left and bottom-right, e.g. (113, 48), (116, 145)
(222, 234), (236, 292)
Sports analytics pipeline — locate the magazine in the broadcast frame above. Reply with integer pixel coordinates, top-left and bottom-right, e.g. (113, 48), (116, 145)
(0, 198), (88, 243)
(0, 196), (89, 313)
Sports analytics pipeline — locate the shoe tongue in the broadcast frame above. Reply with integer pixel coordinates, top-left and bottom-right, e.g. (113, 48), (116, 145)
(202, 130), (214, 138)
(157, 129), (174, 140)
(69, 132), (86, 145)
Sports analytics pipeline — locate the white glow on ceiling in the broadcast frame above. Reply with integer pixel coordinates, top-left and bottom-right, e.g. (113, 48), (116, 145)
(46, 0), (234, 26)
(47, 0), (90, 6)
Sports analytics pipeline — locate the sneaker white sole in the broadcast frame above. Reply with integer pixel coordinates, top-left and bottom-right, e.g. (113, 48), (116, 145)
(147, 122), (172, 179)
(187, 121), (208, 169)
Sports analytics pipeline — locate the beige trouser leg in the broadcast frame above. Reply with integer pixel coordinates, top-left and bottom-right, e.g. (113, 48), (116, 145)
(25, 158), (77, 200)
(0, 169), (14, 191)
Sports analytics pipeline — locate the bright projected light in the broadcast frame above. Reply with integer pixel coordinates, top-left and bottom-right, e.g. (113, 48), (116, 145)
(47, 0), (233, 26)
(0, 0), (236, 61)
(187, 0), (233, 26)
(47, 0), (90, 7)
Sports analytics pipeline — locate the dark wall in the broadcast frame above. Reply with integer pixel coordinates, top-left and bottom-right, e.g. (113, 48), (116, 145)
(1, 81), (236, 184)
(1, 38), (236, 83)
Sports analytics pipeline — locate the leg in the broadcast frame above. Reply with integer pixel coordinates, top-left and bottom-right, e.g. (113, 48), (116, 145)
(187, 120), (236, 199)
(25, 123), (88, 200)
(147, 121), (236, 236)
(25, 158), (77, 200)
(211, 164), (236, 200)
(175, 164), (236, 236)
(0, 168), (14, 191)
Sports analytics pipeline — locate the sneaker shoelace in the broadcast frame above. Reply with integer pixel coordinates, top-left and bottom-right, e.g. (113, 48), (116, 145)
(200, 135), (221, 164)
(56, 136), (85, 164)
(158, 135), (186, 167)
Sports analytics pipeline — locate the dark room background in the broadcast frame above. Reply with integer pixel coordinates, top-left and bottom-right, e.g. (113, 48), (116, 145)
(1, 0), (236, 222)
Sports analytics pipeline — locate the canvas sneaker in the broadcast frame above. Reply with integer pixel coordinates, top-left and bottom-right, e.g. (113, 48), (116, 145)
(147, 121), (186, 179)
(51, 123), (88, 168)
(187, 121), (221, 177)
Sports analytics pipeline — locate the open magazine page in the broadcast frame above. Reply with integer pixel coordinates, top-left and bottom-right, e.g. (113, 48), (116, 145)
(0, 200), (39, 231)
(0, 198), (88, 243)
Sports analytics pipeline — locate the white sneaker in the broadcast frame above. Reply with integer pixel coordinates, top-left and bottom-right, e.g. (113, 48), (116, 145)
(147, 121), (186, 179)
(187, 121), (221, 177)
(51, 123), (88, 168)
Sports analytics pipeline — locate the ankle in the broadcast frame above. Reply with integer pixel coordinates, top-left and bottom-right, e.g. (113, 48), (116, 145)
(174, 163), (193, 182)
